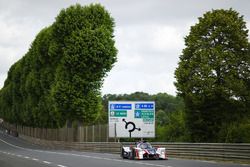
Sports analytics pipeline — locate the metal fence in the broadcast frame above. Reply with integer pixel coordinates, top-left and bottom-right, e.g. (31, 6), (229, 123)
(1, 122), (111, 142)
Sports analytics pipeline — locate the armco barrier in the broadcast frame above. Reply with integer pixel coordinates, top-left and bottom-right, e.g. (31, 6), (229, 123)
(1, 123), (249, 164)
(18, 134), (250, 164)
(19, 134), (121, 154)
(149, 142), (250, 163)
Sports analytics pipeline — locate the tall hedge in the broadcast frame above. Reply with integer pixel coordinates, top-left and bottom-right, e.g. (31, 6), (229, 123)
(0, 4), (117, 128)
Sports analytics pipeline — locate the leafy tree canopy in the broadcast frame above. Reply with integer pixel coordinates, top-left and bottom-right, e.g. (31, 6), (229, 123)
(175, 8), (250, 142)
(0, 4), (117, 128)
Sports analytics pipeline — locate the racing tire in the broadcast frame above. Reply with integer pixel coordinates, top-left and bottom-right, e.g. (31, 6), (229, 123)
(121, 148), (125, 159)
(154, 155), (160, 160)
(129, 148), (135, 160)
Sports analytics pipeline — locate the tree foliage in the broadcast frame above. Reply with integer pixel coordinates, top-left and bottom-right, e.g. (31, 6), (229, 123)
(102, 92), (184, 116)
(0, 4), (117, 128)
(156, 110), (189, 142)
(175, 9), (250, 142)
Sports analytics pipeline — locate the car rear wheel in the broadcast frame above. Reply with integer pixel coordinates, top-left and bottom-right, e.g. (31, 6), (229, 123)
(129, 148), (135, 160)
(121, 148), (125, 159)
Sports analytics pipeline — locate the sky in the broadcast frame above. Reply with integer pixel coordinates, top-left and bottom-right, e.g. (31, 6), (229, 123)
(0, 0), (249, 96)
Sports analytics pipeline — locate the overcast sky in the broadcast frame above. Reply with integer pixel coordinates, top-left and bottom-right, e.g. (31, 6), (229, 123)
(0, 0), (249, 96)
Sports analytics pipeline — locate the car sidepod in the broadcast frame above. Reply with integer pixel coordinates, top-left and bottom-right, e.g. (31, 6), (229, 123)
(156, 148), (168, 160)
(134, 148), (144, 160)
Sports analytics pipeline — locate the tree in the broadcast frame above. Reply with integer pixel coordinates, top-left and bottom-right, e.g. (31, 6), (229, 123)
(51, 4), (117, 126)
(153, 93), (184, 113)
(0, 4), (117, 128)
(175, 9), (250, 142)
(156, 110), (189, 142)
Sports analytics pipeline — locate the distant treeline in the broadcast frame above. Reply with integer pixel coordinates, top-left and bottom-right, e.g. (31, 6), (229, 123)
(102, 92), (184, 114)
(0, 4), (117, 128)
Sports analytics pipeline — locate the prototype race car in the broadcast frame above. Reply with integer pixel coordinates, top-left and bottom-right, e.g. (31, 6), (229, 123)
(121, 141), (167, 160)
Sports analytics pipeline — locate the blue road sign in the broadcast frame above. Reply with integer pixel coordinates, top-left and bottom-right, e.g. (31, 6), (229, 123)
(134, 110), (141, 118)
(135, 103), (154, 109)
(110, 104), (132, 110)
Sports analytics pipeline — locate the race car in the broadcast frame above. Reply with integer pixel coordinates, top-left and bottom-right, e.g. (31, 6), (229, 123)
(121, 141), (167, 160)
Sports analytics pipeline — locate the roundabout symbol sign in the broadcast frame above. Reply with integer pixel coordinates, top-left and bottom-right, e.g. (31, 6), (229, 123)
(108, 101), (155, 138)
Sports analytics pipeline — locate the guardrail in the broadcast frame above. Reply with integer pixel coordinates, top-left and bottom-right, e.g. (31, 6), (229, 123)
(1, 123), (249, 164)
(19, 134), (250, 164)
(150, 142), (250, 163)
(20, 134), (121, 153)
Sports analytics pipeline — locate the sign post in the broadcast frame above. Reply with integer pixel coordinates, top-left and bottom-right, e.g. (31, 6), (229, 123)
(108, 101), (155, 138)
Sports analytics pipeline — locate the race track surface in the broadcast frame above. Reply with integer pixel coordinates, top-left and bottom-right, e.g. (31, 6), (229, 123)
(0, 131), (249, 167)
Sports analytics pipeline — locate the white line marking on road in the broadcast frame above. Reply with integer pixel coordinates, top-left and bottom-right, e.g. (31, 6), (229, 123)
(43, 161), (52, 164)
(32, 158), (39, 161)
(0, 138), (171, 167)
(17, 154), (22, 157)
(135, 161), (169, 167)
(57, 165), (67, 167)
(200, 160), (216, 163)
(0, 138), (25, 150)
(24, 156), (30, 159)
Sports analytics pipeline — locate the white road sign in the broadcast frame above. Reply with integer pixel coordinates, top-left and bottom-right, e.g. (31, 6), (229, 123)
(108, 101), (155, 138)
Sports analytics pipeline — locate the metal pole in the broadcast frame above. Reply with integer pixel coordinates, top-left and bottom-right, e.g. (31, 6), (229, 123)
(106, 124), (109, 142)
(114, 123), (117, 142)
(92, 125), (95, 142)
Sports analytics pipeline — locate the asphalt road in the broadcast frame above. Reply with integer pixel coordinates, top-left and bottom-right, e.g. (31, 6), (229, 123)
(0, 130), (249, 167)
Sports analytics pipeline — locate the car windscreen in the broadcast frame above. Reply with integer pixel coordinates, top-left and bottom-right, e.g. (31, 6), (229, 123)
(139, 143), (153, 149)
